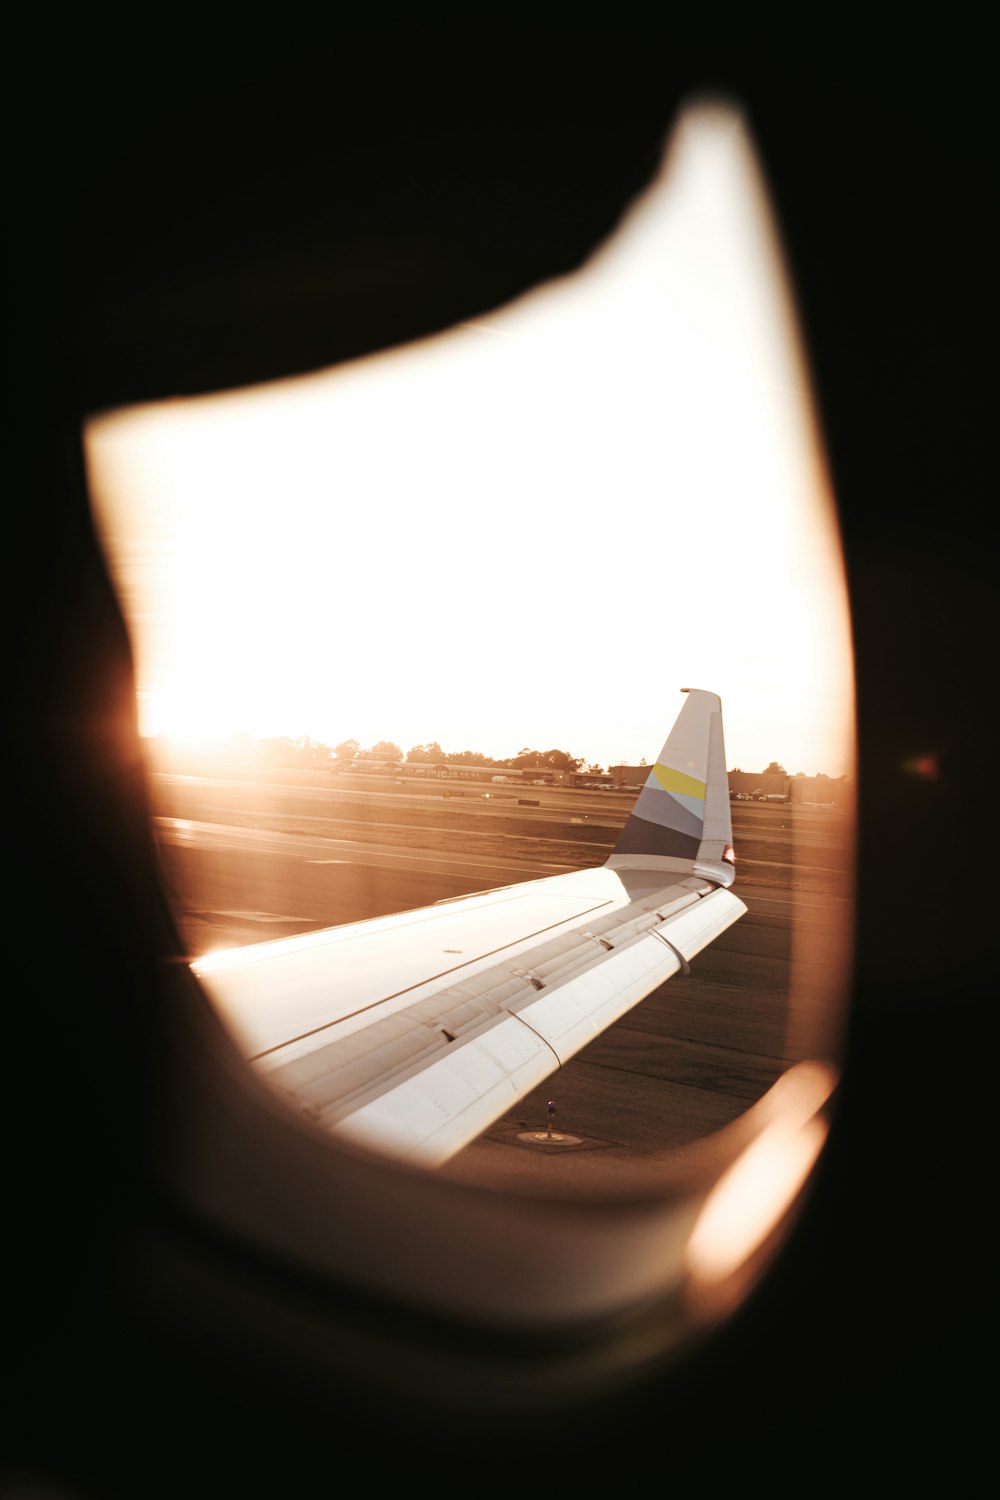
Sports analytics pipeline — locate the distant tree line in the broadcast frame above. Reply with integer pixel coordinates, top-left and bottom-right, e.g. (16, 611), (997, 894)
(153, 734), (831, 782)
(215, 733), (592, 773)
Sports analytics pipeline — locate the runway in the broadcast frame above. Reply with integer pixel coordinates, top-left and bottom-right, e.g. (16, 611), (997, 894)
(151, 767), (852, 1188)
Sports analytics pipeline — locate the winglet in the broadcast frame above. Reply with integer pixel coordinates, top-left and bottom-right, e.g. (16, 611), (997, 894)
(607, 689), (736, 887)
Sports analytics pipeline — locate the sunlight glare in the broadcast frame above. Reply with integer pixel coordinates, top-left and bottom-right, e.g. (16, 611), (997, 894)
(85, 101), (852, 782)
(685, 1062), (836, 1283)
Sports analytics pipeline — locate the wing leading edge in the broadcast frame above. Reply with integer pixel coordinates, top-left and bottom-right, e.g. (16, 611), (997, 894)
(194, 689), (746, 1166)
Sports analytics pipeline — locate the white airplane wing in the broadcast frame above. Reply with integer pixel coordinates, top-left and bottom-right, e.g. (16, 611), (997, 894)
(193, 689), (746, 1167)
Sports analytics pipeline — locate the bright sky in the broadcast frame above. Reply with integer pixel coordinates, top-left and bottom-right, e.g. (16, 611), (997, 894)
(85, 102), (854, 778)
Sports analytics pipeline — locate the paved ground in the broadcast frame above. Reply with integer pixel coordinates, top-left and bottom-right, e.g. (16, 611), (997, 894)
(151, 767), (853, 1189)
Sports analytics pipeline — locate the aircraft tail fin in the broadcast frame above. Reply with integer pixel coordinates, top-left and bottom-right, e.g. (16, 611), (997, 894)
(607, 688), (736, 886)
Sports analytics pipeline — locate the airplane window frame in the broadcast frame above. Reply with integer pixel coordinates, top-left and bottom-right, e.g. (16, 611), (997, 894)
(10, 15), (990, 1493)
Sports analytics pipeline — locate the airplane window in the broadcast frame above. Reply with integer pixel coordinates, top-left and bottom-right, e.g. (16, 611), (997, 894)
(83, 100), (853, 1319)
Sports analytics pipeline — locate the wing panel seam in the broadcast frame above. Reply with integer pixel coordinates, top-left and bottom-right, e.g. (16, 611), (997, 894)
(247, 897), (616, 1061)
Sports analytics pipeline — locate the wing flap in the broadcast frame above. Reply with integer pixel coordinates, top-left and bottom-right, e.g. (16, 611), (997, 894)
(331, 1014), (556, 1162)
(267, 886), (745, 1166)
